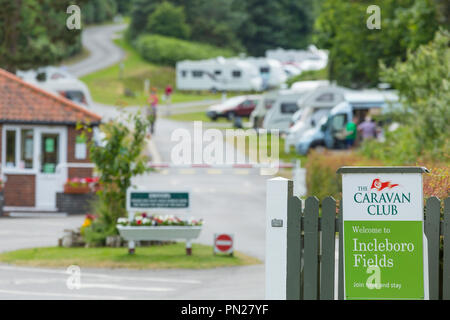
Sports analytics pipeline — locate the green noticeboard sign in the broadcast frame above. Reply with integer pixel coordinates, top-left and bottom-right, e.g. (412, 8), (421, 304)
(338, 167), (429, 300)
(128, 191), (190, 210)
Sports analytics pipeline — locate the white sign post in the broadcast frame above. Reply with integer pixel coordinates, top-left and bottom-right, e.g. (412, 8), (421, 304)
(338, 166), (430, 300)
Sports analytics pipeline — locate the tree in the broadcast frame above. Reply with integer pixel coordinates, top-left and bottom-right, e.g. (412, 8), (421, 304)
(380, 29), (449, 160)
(128, 0), (245, 51)
(314, 0), (440, 88)
(83, 111), (152, 244)
(0, 0), (84, 73)
(235, 0), (314, 56)
(83, 0), (117, 25)
(146, 2), (190, 39)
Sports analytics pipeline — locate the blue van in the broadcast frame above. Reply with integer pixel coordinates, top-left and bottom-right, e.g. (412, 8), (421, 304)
(295, 90), (398, 155)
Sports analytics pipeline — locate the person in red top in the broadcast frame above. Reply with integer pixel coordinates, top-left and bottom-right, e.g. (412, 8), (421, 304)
(164, 85), (173, 116)
(147, 88), (159, 134)
(165, 85), (173, 100)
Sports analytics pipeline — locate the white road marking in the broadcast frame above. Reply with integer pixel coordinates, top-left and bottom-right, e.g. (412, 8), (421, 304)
(0, 289), (125, 300)
(207, 169), (223, 175)
(80, 283), (174, 292)
(0, 265), (201, 284)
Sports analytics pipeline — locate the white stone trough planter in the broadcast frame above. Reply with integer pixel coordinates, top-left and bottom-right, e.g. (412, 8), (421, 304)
(117, 225), (203, 255)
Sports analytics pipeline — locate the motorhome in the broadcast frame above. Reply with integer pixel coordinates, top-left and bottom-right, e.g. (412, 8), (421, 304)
(244, 57), (287, 89)
(176, 57), (263, 92)
(251, 81), (329, 130)
(322, 90), (398, 149)
(263, 81), (340, 134)
(284, 84), (348, 151)
(17, 67), (93, 108)
(294, 90), (399, 155)
(249, 90), (279, 129)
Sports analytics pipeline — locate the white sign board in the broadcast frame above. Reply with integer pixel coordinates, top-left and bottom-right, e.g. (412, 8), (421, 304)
(339, 167), (429, 300)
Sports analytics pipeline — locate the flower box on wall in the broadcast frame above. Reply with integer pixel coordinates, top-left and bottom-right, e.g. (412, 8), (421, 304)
(64, 185), (91, 194)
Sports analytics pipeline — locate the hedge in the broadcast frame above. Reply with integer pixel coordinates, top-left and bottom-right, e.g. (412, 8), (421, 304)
(135, 34), (235, 66)
(305, 150), (449, 201)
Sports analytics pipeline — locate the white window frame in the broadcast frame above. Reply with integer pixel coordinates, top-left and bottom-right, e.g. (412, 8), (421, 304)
(2, 125), (38, 174)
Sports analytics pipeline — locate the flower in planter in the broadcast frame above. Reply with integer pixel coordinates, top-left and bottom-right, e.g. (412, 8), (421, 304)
(117, 217), (129, 226)
(118, 214), (204, 227)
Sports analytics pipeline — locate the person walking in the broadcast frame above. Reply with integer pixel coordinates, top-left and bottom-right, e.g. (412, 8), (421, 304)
(345, 116), (358, 149)
(357, 116), (377, 141)
(164, 85), (173, 116)
(147, 88), (159, 135)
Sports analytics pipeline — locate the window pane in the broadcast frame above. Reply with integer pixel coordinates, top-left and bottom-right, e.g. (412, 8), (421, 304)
(6, 130), (16, 167)
(41, 133), (59, 173)
(281, 103), (299, 114)
(21, 129), (34, 169)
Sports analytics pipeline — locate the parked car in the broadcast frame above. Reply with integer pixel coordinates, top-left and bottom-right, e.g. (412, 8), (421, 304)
(206, 95), (262, 121)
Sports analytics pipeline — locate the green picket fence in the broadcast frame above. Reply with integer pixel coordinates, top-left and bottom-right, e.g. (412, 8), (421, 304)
(284, 196), (450, 300)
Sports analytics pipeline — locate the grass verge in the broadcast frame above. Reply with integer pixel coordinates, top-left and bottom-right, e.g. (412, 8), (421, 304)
(0, 243), (260, 270)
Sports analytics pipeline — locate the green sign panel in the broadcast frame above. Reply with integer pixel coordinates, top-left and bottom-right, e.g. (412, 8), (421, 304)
(344, 220), (424, 299)
(129, 192), (189, 209)
(340, 168), (427, 300)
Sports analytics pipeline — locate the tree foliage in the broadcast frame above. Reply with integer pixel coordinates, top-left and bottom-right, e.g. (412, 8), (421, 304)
(379, 29), (450, 160)
(83, 112), (151, 244)
(128, 0), (315, 54)
(236, 0), (314, 56)
(0, 0), (85, 73)
(82, 0), (117, 25)
(146, 1), (190, 39)
(314, 0), (440, 88)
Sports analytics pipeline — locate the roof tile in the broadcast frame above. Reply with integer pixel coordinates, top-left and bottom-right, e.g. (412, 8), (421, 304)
(0, 68), (101, 124)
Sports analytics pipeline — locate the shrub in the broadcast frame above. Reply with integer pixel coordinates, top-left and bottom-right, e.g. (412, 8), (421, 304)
(146, 2), (191, 39)
(135, 34), (235, 66)
(306, 150), (449, 201)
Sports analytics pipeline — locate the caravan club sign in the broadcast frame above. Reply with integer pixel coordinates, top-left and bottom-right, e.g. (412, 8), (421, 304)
(339, 167), (429, 300)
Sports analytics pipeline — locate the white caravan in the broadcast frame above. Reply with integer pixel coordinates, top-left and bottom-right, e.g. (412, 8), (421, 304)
(260, 81), (332, 133)
(266, 45), (328, 72)
(284, 84), (349, 150)
(176, 57), (263, 92)
(244, 57), (287, 89)
(17, 67), (93, 108)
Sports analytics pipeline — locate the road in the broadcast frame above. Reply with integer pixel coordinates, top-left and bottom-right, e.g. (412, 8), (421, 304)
(63, 23), (127, 77)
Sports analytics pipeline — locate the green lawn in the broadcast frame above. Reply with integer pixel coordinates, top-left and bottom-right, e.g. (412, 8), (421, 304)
(0, 243), (260, 269)
(80, 36), (224, 107)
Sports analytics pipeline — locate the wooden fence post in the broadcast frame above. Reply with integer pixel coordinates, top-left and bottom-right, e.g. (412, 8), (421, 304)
(443, 197), (450, 300)
(303, 196), (319, 300)
(425, 197), (441, 300)
(266, 177), (297, 300)
(320, 197), (337, 300)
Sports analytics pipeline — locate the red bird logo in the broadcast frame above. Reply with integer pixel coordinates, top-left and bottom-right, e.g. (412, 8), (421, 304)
(371, 179), (399, 191)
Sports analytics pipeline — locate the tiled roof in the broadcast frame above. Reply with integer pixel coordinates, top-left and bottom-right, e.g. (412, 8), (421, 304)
(0, 68), (101, 125)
